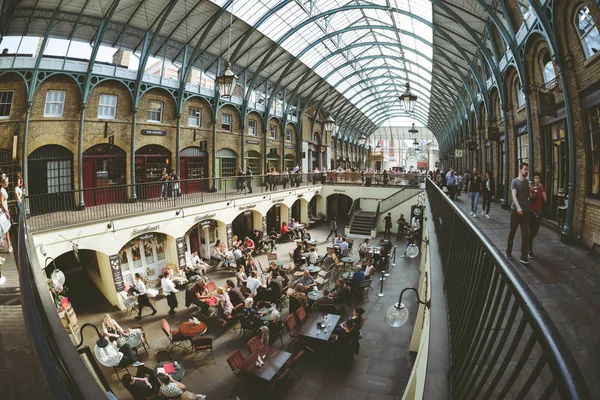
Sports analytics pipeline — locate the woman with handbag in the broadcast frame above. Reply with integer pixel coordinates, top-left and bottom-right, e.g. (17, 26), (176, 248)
(528, 172), (547, 260)
(1, 175), (12, 252)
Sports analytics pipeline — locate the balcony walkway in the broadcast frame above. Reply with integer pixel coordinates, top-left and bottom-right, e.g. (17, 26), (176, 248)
(0, 236), (50, 400)
(453, 195), (600, 395)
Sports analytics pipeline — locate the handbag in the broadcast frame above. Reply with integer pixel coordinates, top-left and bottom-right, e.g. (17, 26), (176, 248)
(0, 212), (11, 234)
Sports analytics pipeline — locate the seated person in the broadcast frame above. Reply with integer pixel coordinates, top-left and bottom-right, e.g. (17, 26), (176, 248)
(244, 236), (255, 253)
(279, 269), (290, 288)
(215, 287), (234, 325)
(241, 298), (262, 331)
(288, 283), (309, 310)
(157, 373), (206, 399)
(268, 261), (280, 274)
(95, 333), (144, 368)
(188, 282), (215, 314)
(352, 266), (365, 289)
(267, 271), (283, 302)
(281, 221), (291, 241)
(293, 243), (306, 266)
(302, 229), (311, 241)
(232, 246), (243, 261)
(289, 218), (299, 237)
(246, 270), (266, 296)
(299, 270), (317, 292)
(122, 373), (154, 400)
(364, 260), (376, 278)
(102, 314), (142, 346)
(245, 257), (259, 277)
(315, 289), (334, 308)
(335, 307), (365, 334)
(236, 265), (248, 287)
(307, 247), (319, 266)
(332, 320), (360, 358)
(259, 230), (277, 252)
(333, 235), (343, 246)
(339, 238), (349, 255)
(331, 278), (351, 305)
(358, 239), (370, 258)
(212, 239), (226, 261)
(268, 310), (283, 345)
(268, 227), (281, 242)
(226, 279), (246, 306)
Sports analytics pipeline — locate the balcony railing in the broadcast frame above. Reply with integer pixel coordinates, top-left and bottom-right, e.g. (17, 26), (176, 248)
(425, 179), (590, 398)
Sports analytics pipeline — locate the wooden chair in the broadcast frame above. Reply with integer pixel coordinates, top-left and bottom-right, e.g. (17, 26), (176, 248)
(154, 350), (172, 363)
(355, 278), (373, 301)
(267, 253), (278, 262)
(283, 349), (305, 377)
(268, 367), (292, 393)
(246, 336), (263, 354)
(288, 295), (302, 315)
(318, 304), (339, 315)
(225, 303), (244, 333)
(315, 270), (332, 288)
(346, 238), (354, 254)
(190, 336), (215, 364)
(226, 350), (246, 380)
(113, 364), (131, 380)
(269, 320), (285, 348)
(294, 306), (307, 323)
(284, 314), (301, 347)
(129, 324), (150, 356)
(160, 319), (189, 353)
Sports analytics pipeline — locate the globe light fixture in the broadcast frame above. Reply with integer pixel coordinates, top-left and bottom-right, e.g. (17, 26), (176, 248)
(387, 287), (431, 327)
(51, 267), (66, 288)
(399, 82), (417, 113)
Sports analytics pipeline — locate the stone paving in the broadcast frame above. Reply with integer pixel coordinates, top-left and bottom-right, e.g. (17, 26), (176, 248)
(454, 194), (600, 396)
(75, 222), (421, 399)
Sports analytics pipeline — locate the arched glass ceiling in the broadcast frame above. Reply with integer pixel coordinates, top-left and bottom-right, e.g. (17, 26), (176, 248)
(212, 0), (433, 127)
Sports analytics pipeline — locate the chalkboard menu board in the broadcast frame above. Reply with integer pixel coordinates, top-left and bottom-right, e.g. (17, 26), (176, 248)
(226, 224), (233, 250)
(109, 254), (125, 292)
(176, 237), (186, 270)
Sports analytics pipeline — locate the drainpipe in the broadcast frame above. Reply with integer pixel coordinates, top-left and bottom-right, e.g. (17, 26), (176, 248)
(130, 109), (137, 201)
(77, 106), (87, 209)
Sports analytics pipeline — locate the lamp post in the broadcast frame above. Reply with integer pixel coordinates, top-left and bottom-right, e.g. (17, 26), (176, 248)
(386, 287), (430, 327)
(75, 322), (109, 349)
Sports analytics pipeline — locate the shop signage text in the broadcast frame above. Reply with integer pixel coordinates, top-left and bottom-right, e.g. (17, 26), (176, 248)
(333, 189), (346, 193)
(239, 204), (256, 211)
(132, 224), (160, 236)
(246, 140), (260, 145)
(141, 129), (167, 136)
(175, 237), (186, 269)
(194, 213), (216, 222)
(272, 198), (284, 203)
(517, 124), (528, 136)
(285, 145), (295, 150)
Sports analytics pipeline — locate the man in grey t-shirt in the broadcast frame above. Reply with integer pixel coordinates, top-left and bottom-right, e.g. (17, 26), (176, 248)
(505, 162), (530, 264)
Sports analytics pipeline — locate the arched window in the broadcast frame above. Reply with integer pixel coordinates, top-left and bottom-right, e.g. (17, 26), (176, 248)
(515, 79), (525, 108)
(540, 51), (556, 88)
(575, 5), (600, 59)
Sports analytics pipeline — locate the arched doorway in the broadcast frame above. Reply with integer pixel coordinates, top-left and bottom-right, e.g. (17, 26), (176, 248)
(82, 144), (127, 206)
(179, 146), (209, 193)
(135, 145), (171, 199)
(327, 194), (353, 223)
(216, 148), (238, 191)
(266, 203), (288, 233)
(184, 219), (226, 260)
(232, 210), (261, 241)
(244, 150), (262, 188)
(119, 232), (168, 282)
(28, 145), (74, 214)
(267, 149), (280, 171)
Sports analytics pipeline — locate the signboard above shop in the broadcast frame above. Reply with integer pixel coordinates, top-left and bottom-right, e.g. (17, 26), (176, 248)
(141, 129), (167, 136)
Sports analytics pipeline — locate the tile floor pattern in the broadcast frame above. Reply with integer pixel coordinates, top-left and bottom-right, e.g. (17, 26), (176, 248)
(77, 222), (421, 400)
(455, 194), (600, 396)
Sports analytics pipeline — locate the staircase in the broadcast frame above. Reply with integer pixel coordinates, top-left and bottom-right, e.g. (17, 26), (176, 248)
(349, 211), (377, 237)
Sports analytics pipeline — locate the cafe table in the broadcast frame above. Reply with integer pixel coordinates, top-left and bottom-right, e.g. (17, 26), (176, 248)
(272, 260), (286, 268)
(302, 265), (321, 274)
(259, 306), (279, 322)
(178, 320), (208, 338)
(341, 271), (354, 280)
(239, 346), (292, 382)
(306, 239), (318, 246)
(295, 311), (340, 341)
(341, 256), (357, 268)
(154, 361), (185, 381)
(306, 288), (324, 301)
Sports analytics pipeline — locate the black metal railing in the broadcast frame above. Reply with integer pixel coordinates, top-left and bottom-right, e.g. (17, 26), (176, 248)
(16, 214), (109, 399)
(24, 172), (421, 232)
(425, 178), (590, 399)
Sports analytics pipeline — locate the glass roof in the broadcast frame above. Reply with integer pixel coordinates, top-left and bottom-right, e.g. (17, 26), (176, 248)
(211, 0), (433, 127)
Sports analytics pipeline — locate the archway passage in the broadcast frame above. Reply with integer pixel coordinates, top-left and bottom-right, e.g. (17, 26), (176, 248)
(28, 145), (74, 214)
(83, 144), (127, 206)
(179, 146), (209, 194)
(266, 204), (282, 232)
(184, 219), (226, 260)
(49, 250), (112, 314)
(327, 193), (353, 223)
(232, 210), (256, 242)
(135, 145), (172, 200)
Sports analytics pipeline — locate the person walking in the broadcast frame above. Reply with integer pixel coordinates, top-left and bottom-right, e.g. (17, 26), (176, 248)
(161, 270), (179, 315)
(528, 171), (546, 259)
(133, 273), (157, 319)
(467, 168), (482, 218)
(446, 170), (457, 200)
(505, 162), (531, 264)
(326, 217), (338, 241)
(383, 212), (392, 239)
(396, 213), (407, 240)
(246, 166), (253, 193)
(481, 171), (495, 219)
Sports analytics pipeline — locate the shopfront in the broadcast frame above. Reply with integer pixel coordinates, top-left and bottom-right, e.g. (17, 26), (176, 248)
(135, 145), (171, 199)
(542, 119), (568, 224)
(244, 150), (262, 188)
(185, 218), (226, 260)
(284, 153), (295, 171)
(216, 148), (238, 191)
(267, 149), (280, 171)
(118, 233), (168, 285)
(82, 144), (127, 206)
(179, 146), (209, 193)
(28, 144), (74, 214)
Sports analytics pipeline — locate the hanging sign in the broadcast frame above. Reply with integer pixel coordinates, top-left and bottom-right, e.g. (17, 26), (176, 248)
(175, 237), (186, 269)
(141, 129), (167, 136)
(538, 91), (557, 117)
(488, 127), (500, 140)
(226, 224), (233, 250)
(468, 141), (478, 151)
(455, 149), (463, 158)
(109, 254), (125, 292)
(199, 140), (208, 152)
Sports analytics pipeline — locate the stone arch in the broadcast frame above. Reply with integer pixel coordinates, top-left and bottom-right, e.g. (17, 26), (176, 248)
(325, 193), (353, 223)
(183, 217), (228, 260)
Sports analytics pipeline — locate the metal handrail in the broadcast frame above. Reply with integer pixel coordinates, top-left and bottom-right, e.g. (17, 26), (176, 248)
(16, 213), (109, 398)
(425, 178), (590, 399)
